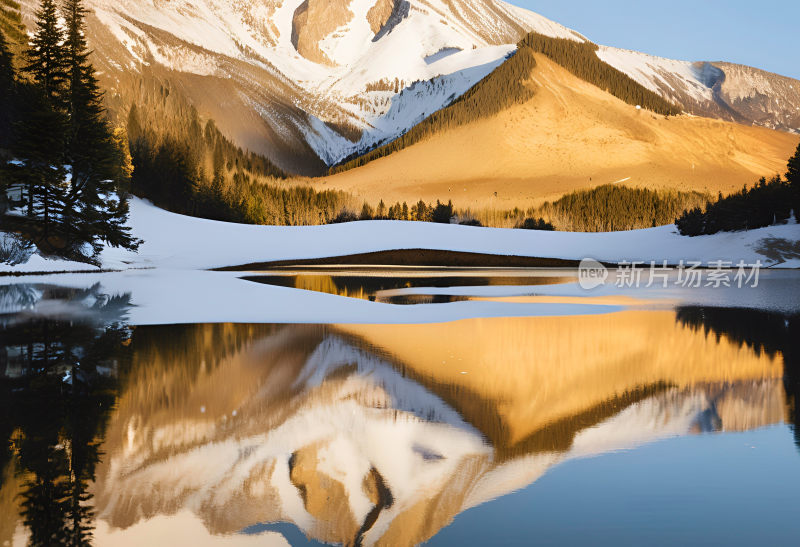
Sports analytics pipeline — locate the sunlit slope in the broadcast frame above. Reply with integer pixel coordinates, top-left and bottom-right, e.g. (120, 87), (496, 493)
(322, 54), (800, 208)
(337, 310), (785, 448)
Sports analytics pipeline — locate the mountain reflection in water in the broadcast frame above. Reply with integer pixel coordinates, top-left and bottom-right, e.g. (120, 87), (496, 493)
(1, 305), (798, 546)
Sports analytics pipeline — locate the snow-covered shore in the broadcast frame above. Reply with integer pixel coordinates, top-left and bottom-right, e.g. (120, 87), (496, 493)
(2, 198), (798, 325)
(2, 197), (799, 274)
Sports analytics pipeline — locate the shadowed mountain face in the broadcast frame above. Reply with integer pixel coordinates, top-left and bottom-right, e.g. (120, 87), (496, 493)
(3, 304), (796, 547)
(710, 62), (800, 132)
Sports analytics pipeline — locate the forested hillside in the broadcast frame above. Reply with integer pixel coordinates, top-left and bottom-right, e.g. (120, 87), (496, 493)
(520, 33), (681, 115)
(538, 185), (706, 231)
(125, 86), (355, 226)
(331, 46), (538, 172)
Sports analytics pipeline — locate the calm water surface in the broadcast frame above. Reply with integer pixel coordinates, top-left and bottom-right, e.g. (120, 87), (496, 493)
(1, 274), (799, 546)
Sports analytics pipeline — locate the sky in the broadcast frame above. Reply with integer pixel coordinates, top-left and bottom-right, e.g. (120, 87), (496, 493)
(507, 0), (800, 80)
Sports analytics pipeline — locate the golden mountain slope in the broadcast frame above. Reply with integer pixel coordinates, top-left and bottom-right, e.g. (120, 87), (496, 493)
(319, 54), (800, 208)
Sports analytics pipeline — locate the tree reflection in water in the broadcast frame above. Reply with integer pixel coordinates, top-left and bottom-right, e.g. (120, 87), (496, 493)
(1, 285), (132, 546)
(675, 306), (800, 450)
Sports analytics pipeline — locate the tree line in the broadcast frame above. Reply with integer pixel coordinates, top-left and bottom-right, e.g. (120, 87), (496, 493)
(0, 0), (138, 264)
(325, 184), (713, 231)
(332, 198), (554, 230)
(454, 185), (707, 231)
(333, 199), (459, 223)
(675, 306), (800, 452)
(676, 143), (800, 236)
(540, 184), (708, 232)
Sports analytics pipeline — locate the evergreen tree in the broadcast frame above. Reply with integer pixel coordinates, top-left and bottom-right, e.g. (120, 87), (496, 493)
(58, 0), (139, 260)
(25, 0), (67, 104)
(0, 27), (12, 90)
(788, 143), (800, 185)
(4, 313), (130, 546)
(517, 217), (555, 231)
(9, 87), (68, 239)
(359, 202), (373, 220)
(3, 0), (140, 262)
(126, 103), (143, 145)
(431, 200), (454, 223)
(0, 27), (15, 150)
(153, 138), (199, 211)
(787, 142), (800, 219)
(675, 175), (793, 236)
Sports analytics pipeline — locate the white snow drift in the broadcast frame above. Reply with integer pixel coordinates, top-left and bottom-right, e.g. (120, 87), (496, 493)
(2, 197), (799, 274)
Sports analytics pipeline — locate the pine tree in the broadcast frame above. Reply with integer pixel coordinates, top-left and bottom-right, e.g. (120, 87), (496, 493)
(10, 87), (68, 240)
(25, 0), (67, 104)
(126, 103), (143, 145)
(0, 27), (12, 88)
(59, 0), (139, 260)
(359, 202), (373, 220)
(0, 27), (15, 149)
(787, 142), (800, 220)
(0, 28), (15, 217)
(788, 143), (800, 186)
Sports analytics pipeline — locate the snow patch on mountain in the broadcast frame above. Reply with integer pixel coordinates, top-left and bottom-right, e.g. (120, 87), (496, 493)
(596, 45), (800, 132)
(595, 45), (711, 104)
(307, 46), (513, 164)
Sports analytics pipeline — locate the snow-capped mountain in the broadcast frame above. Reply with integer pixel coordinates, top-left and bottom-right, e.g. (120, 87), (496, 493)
(18, 0), (582, 173)
(16, 0), (800, 174)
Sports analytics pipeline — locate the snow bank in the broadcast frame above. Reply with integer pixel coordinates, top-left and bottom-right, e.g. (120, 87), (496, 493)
(2, 198), (797, 325)
(107, 198), (799, 270)
(3, 197), (799, 274)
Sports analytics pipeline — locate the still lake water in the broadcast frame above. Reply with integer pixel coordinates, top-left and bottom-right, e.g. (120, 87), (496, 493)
(1, 270), (799, 546)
